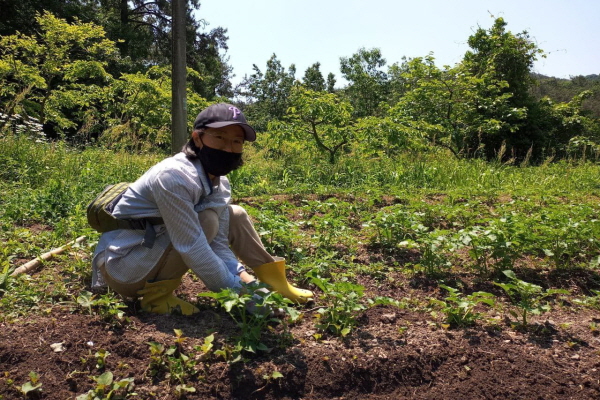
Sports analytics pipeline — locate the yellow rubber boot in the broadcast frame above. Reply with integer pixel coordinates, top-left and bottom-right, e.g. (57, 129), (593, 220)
(137, 278), (199, 315)
(252, 260), (313, 304)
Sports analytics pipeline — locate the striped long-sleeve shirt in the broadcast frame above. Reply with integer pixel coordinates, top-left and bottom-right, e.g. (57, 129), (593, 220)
(91, 152), (243, 291)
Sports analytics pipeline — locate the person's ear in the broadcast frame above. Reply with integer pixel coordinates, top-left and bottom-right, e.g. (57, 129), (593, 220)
(192, 130), (203, 148)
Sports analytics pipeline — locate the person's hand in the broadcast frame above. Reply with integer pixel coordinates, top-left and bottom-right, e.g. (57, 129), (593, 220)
(238, 270), (255, 283)
(242, 281), (285, 318)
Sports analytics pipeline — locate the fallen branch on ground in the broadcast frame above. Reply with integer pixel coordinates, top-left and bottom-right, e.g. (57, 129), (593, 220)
(11, 236), (87, 276)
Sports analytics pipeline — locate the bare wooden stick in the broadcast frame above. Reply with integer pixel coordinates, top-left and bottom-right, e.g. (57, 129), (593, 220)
(11, 236), (87, 276)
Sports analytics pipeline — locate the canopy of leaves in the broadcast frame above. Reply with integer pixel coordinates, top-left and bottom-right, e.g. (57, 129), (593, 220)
(240, 54), (297, 132)
(0, 0), (233, 99)
(340, 48), (388, 118)
(0, 12), (119, 136)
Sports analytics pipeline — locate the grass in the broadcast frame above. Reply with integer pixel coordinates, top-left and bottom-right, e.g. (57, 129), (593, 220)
(1, 133), (600, 324)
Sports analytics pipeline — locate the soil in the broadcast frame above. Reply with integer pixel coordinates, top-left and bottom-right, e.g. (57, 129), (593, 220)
(1, 196), (600, 399)
(1, 272), (599, 400)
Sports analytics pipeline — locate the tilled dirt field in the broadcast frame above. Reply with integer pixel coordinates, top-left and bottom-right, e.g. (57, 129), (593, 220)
(1, 272), (599, 400)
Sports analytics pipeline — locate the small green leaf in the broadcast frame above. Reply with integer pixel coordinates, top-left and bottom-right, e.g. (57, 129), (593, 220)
(256, 342), (270, 351)
(95, 371), (113, 386)
(271, 371), (283, 379)
(21, 382), (42, 394)
(502, 270), (517, 280)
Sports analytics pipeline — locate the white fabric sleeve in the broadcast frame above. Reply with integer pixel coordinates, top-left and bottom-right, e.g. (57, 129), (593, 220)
(152, 169), (241, 291)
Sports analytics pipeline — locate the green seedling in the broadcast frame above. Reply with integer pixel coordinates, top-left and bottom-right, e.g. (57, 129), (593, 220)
(146, 341), (167, 378)
(308, 271), (366, 337)
(165, 330), (198, 385)
(200, 283), (298, 355)
(459, 225), (514, 276)
(174, 384), (196, 398)
(213, 342), (240, 363)
(20, 371), (42, 396)
(194, 333), (215, 362)
(573, 290), (600, 310)
(253, 208), (299, 259)
(77, 291), (129, 328)
(76, 371), (135, 400)
(435, 285), (496, 327)
(397, 325), (409, 336)
(146, 330), (198, 386)
(252, 370), (284, 395)
(535, 211), (600, 269)
(264, 370), (283, 381)
(415, 235), (452, 277)
(95, 349), (110, 370)
(365, 208), (428, 251)
(495, 270), (569, 327)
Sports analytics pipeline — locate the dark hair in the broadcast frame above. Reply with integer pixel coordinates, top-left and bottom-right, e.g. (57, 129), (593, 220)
(182, 137), (201, 160)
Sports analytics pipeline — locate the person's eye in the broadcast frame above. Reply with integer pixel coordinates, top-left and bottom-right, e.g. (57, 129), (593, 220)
(233, 139), (244, 145)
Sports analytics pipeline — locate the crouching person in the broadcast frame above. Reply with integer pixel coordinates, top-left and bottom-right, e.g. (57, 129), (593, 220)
(91, 103), (313, 315)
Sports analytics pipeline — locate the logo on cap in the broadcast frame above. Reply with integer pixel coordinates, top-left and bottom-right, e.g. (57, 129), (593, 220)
(228, 106), (241, 120)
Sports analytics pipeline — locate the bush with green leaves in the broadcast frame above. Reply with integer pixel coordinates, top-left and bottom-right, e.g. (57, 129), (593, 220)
(200, 283), (298, 356)
(495, 270), (569, 327)
(414, 234), (453, 277)
(77, 291), (130, 328)
(365, 206), (428, 249)
(0, 12), (118, 140)
(456, 215), (529, 276)
(308, 271), (366, 337)
(434, 285), (496, 327)
(573, 289), (600, 310)
(533, 210), (600, 269)
(99, 66), (209, 152)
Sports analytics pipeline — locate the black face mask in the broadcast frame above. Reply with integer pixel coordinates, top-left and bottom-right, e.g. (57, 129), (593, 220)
(197, 143), (243, 176)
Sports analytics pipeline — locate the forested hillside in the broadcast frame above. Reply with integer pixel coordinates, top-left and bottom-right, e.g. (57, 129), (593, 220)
(533, 73), (600, 118)
(1, 1), (598, 162)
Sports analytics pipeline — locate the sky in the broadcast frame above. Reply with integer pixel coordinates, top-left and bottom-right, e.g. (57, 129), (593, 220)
(195, 0), (599, 87)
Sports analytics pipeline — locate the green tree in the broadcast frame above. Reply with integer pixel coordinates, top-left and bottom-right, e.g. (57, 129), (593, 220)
(340, 48), (388, 118)
(0, 12), (118, 137)
(0, 0), (100, 36)
(98, 0), (233, 98)
(532, 91), (600, 158)
(462, 17), (544, 160)
(302, 62), (326, 92)
(240, 54), (297, 131)
(532, 74), (600, 119)
(190, 26), (234, 99)
(387, 55), (519, 158)
(0, 1), (234, 97)
(100, 66), (209, 151)
(326, 72), (337, 93)
(273, 87), (354, 164)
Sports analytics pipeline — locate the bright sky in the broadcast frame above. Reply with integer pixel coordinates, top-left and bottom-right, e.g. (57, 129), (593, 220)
(196, 0), (599, 87)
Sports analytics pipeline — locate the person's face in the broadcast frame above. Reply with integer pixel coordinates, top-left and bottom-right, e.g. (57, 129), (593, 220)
(193, 125), (245, 153)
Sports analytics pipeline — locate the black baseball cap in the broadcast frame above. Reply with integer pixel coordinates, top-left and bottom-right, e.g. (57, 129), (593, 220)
(193, 103), (256, 142)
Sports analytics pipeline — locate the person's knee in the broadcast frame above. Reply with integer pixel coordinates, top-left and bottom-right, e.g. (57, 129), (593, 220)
(229, 204), (249, 223)
(198, 209), (219, 242)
